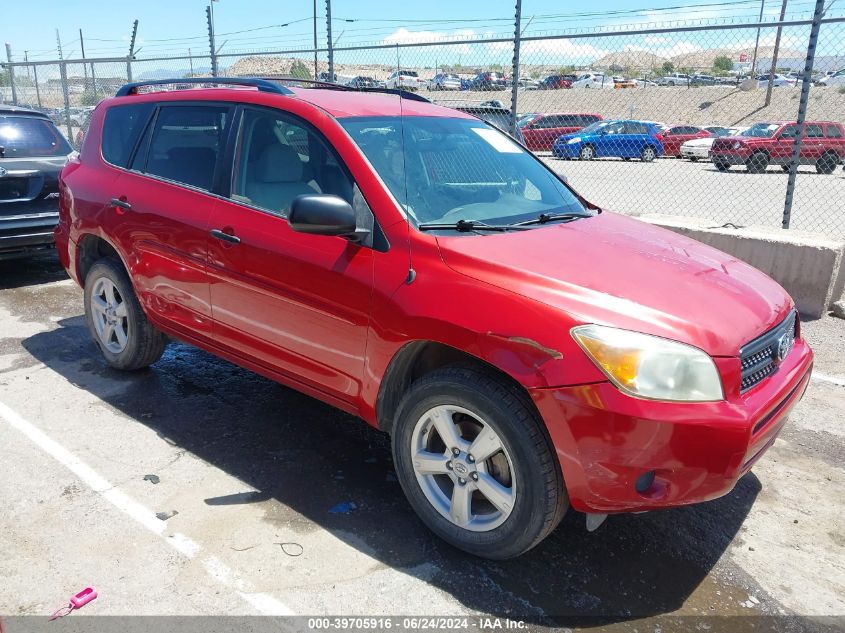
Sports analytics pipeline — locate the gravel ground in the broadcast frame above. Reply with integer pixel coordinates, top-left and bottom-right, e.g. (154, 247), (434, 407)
(0, 254), (843, 632)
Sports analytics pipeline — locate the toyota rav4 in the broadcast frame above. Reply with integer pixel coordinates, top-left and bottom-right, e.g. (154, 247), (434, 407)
(56, 78), (813, 559)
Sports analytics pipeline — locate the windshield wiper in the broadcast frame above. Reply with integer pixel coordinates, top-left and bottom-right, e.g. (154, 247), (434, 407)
(512, 212), (593, 227)
(418, 219), (533, 233)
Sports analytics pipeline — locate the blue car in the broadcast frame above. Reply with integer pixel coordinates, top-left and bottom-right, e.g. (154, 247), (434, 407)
(552, 119), (664, 162)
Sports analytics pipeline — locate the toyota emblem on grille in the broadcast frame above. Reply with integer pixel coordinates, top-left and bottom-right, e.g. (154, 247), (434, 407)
(0, 167), (7, 178)
(776, 330), (795, 362)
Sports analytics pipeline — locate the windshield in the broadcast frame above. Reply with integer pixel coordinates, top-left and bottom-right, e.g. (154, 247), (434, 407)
(744, 122), (781, 138)
(340, 116), (590, 227)
(578, 121), (608, 134)
(0, 115), (72, 158)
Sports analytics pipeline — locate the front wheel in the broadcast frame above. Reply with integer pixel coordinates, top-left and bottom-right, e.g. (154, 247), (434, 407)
(579, 144), (596, 160)
(714, 161), (731, 172)
(746, 152), (769, 173)
(84, 258), (166, 370)
(392, 366), (567, 559)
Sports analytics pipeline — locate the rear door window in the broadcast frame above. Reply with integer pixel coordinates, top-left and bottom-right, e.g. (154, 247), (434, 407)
(141, 105), (230, 191)
(805, 124), (824, 138)
(101, 103), (154, 168)
(0, 114), (72, 158)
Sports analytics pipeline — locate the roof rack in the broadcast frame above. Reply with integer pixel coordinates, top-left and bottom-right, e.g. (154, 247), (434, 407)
(254, 76), (432, 103)
(114, 77), (294, 97)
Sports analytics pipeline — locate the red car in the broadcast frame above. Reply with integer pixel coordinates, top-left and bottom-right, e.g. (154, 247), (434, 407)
(520, 112), (603, 152)
(56, 78), (813, 559)
(711, 120), (845, 173)
(656, 125), (712, 157)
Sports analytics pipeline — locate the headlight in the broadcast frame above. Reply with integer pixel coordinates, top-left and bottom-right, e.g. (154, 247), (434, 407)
(571, 325), (724, 402)
(567, 137), (581, 144)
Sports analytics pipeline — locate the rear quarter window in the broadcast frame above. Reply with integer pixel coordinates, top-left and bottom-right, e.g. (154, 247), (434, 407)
(825, 125), (843, 138)
(101, 103), (154, 168)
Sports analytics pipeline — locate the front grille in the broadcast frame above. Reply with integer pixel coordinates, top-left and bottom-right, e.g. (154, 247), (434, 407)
(739, 310), (797, 393)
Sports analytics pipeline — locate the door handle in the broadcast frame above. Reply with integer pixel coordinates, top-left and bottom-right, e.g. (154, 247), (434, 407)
(110, 198), (131, 211)
(210, 228), (241, 244)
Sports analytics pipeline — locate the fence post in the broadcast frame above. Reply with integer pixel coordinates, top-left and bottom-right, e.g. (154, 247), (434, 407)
(509, 0), (522, 137)
(207, 6), (218, 77)
(4, 44), (18, 105)
(782, 0), (824, 230)
(59, 61), (72, 141)
(127, 20), (138, 83)
(326, 0), (334, 81)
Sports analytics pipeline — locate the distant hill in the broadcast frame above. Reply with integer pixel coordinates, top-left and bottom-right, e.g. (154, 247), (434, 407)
(593, 51), (668, 72)
(136, 67), (211, 81)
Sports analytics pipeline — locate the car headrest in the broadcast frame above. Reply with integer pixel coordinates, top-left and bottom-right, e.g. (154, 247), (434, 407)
(256, 144), (303, 183)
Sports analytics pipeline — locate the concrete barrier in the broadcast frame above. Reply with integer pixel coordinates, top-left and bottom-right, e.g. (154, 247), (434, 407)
(637, 214), (845, 318)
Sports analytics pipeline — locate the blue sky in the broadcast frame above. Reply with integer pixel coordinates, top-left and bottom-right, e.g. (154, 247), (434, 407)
(2, 0), (833, 62)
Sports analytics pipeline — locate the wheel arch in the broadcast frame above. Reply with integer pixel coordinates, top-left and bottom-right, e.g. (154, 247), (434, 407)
(375, 340), (540, 436)
(75, 233), (129, 289)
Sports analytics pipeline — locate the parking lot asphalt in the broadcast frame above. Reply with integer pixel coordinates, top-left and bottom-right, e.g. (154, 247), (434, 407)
(542, 156), (845, 236)
(1, 254), (844, 631)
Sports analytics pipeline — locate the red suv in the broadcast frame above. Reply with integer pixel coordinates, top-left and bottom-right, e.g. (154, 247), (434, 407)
(56, 78), (813, 559)
(710, 120), (845, 173)
(520, 113), (603, 152)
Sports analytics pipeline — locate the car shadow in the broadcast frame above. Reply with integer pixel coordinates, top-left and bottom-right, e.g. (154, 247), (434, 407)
(0, 251), (68, 290)
(22, 317), (762, 626)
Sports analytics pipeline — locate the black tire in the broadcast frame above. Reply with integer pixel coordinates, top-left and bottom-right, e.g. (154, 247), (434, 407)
(579, 144), (596, 160)
(392, 365), (568, 560)
(83, 258), (166, 371)
(640, 145), (657, 162)
(746, 151), (769, 173)
(714, 161), (731, 172)
(689, 157), (699, 162)
(816, 152), (838, 174)
(781, 165), (791, 172)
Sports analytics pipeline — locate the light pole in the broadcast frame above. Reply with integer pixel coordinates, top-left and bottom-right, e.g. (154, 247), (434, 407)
(751, 0), (766, 76)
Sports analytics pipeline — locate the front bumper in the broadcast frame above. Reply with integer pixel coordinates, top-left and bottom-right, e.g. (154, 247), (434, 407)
(711, 150), (751, 165)
(552, 142), (581, 158)
(530, 339), (813, 513)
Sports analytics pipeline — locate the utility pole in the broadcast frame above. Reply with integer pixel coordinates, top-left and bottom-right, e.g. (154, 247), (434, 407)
(189, 48), (194, 76)
(313, 0), (318, 78)
(509, 0), (522, 138)
(79, 29), (89, 90)
(56, 29), (64, 60)
(325, 0), (334, 82)
(782, 0), (825, 229)
(127, 20), (138, 83)
(207, 5), (218, 77)
(751, 0), (766, 76)
(766, 0), (788, 105)
(5, 44), (18, 105)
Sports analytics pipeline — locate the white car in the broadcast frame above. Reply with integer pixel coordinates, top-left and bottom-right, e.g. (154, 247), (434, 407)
(680, 126), (748, 161)
(822, 69), (845, 87)
(755, 74), (797, 88)
(657, 73), (690, 86)
(386, 70), (423, 91)
(570, 73), (614, 88)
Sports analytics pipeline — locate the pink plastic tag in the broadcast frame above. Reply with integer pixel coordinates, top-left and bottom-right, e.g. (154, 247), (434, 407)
(69, 587), (97, 609)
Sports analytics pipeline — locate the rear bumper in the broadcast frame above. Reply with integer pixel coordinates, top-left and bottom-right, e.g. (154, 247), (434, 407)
(0, 210), (58, 258)
(530, 339), (813, 514)
(680, 146), (710, 159)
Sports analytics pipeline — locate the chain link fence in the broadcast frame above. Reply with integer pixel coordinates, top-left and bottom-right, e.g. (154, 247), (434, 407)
(3, 15), (844, 236)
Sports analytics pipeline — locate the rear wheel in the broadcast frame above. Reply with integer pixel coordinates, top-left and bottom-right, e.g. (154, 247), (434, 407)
(640, 145), (657, 162)
(689, 156), (699, 162)
(746, 151), (770, 173)
(84, 258), (166, 371)
(579, 144), (596, 160)
(392, 366), (567, 559)
(816, 152), (839, 174)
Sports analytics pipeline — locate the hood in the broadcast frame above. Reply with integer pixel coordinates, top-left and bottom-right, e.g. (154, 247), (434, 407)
(435, 212), (792, 357)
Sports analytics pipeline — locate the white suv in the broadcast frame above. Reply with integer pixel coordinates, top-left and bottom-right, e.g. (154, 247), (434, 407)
(386, 70), (422, 91)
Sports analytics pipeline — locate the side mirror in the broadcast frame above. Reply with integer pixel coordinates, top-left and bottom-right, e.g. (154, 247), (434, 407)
(289, 194), (359, 239)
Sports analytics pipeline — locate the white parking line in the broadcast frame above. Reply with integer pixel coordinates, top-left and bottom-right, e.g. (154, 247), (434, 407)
(0, 399), (295, 616)
(812, 372), (845, 387)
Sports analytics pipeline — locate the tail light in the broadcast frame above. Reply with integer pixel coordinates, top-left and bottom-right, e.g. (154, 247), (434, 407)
(655, 133), (664, 141)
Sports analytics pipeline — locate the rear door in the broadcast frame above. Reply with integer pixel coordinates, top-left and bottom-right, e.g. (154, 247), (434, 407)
(107, 102), (232, 338)
(207, 105), (373, 405)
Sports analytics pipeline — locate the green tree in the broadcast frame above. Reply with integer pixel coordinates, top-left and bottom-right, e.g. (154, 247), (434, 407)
(661, 61), (675, 75)
(0, 70), (10, 86)
(713, 55), (733, 73)
(79, 90), (103, 106)
(289, 59), (311, 79)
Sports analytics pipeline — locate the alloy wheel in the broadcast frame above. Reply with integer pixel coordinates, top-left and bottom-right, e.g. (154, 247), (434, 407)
(410, 405), (516, 532)
(90, 277), (129, 354)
